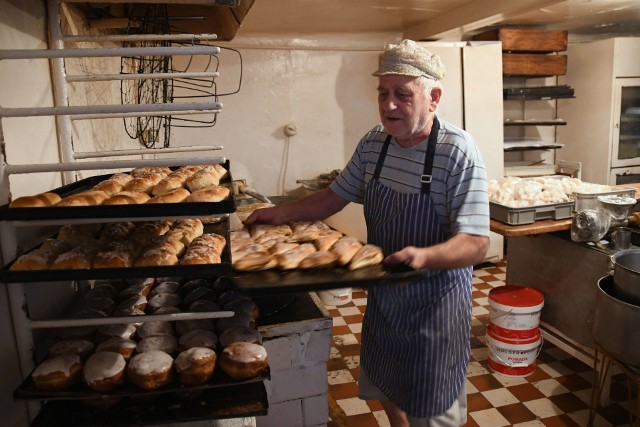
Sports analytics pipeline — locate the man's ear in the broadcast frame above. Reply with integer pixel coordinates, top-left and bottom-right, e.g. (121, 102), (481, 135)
(430, 87), (442, 103)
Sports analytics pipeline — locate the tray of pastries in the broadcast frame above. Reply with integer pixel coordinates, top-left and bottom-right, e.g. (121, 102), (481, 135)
(0, 219), (232, 282)
(227, 205), (428, 296)
(0, 161), (235, 221)
(15, 276), (270, 402)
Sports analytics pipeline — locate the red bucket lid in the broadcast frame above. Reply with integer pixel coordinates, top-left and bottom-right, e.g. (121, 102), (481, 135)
(489, 285), (544, 307)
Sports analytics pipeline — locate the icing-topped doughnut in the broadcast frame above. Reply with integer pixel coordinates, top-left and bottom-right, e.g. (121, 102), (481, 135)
(32, 354), (82, 391)
(218, 326), (263, 348)
(95, 323), (137, 342)
(219, 342), (268, 381)
(137, 321), (174, 339)
(176, 318), (215, 336)
(150, 281), (181, 297)
(127, 350), (174, 390)
(178, 329), (217, 351)
(96, 337), (137, 361)
(147, 292), (182, 313)
(175, 347), (217, 386)
(136, 334), (178, 355)
(83, 351), (126, 392)
(223, 298), (259, 320)
(48, 339), (95, 360)
(216, 311), (255, 335)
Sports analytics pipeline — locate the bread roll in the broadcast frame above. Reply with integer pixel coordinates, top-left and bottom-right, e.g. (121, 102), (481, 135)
(130, 166), (171, 178)
(276, 243), (317, 270)
(330, 236), (363, 266)
(92, 179), (125, 195)
(298, 250), (338, 269)
(348, 244), (384, 270)
(134, 247), (179, 267)
(313, 230), (344, 251)
(51, 239), (104, 270)
(93, 242), (136, 269)
(233, 251), (277, 271)
(186, 185), (230, 203)
(57, 190), (109, 207)
(122, 175), (163, 194)
(104, 191), (150, 205)
(10, 239), (70, 271)
(9, 192), (61, 208)
(180, 247), (221, 265)
(147, 187), (190, 204)
(250, 224), (293, 239)
(57, 224), (102, 246)
(185, 165), (223, 191)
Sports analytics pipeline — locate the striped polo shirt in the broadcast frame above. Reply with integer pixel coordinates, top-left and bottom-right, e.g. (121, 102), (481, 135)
(330, 118), (490, 238)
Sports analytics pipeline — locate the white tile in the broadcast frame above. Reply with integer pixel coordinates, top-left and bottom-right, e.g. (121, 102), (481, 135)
(330, 346), (341, 359)
(472, 305), (490, 317)
(538, 360), (574, 378)
(473, 270), (491, 277)
(352, 297), (367, 306)
(493, 373), (527, 387)
(467, 360), (490, 377)
(531, 378), (569, 396)
(573, 388), (594, 405)
(336, 397), (371, 416)
(512, 421), (546, 427)
(337, 306), (361, 316)
(373, 410), (390, 427)
(481, 388), (519, 407)
(465, 378), (479, 394)
(494, 273), (506, 281)
(522, 397), (563, 419)
(343, 355), (360, 370)
(470, 346), (489, 361)
(332, 333), (359, 346)
(475, 296), (489, 306)
(469, 408), (510, 427)
(327, 369), (355, 385)
(347, 323), (362, 333)
(471, 317), (484, 326)
(332, 317), (346, 326)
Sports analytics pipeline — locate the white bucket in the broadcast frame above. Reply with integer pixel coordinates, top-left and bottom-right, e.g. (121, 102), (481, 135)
(317, 288), (352, 306)
(489, 285), (544, 334)
(486, 325), (543, 377)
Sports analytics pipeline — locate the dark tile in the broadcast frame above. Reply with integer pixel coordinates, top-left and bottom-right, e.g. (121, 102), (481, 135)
(497, 402), (537, 424)
(329, 381), (359, 400)
(339, 344), (362, 357)
(327, 357), (348, 372)
(507, 383), (546, 402)
(541, 414), (581, 427)
(466, 392), (493, 412)
(333, 325), (352, 336)
(524, 366), (551, 382)
(344, 412), (379, 427)
(559, 357), (592, 373)
(343, 314), (363, 324)
(549, 392), (589, 413)
(365, 399), (383, 412)
(467, 373), (504, 392)
(596, 402), (633, 426)
(555, 373), (593, 392)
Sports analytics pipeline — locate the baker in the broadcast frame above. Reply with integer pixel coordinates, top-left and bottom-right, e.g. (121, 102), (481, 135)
(246, 39), (489, 426)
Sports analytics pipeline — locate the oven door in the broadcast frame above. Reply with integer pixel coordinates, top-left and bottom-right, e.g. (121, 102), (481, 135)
(611, 77), (640, 168)
(610, 165), (640, 185)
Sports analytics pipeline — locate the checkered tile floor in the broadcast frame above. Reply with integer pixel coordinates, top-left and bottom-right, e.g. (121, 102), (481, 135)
(324, 260), (639, 427)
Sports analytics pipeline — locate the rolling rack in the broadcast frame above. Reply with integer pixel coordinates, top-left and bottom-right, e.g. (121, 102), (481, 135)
(0, 1), (265, 425)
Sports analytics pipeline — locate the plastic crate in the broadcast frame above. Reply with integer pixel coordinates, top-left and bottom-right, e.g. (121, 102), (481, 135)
(490, 201), (574, 225)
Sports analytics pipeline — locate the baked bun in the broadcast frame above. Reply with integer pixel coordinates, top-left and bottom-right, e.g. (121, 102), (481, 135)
(348, 244), (384, 270)
(146, 187), (190, 204)
(95, 323), (137, 342)
(147, 293), (182, 313)
(9, 192), (61, 208)
(83, 351), (126, 392)
(127, 350), (174, 390)
(96, 337), (137, 361)
(219, 342), (268, 381)
(32, 354), (82, 391)
(218, 326), (263, 348)
(330, 236), (363, 266)
(178, 329), (218, 351)
(137, 321), (174, 340)
(185, 165), (223, 191)
(216, 312), (255, 335)
(136, 334), (178, 355)
(223, 299), (259, 320)
(175, 347), (217, 386)
(92, 179), (125, 196)
(298, 250), (338, 269)
(57, 190), (109, 207)
(175, 319), (215, 336)
(103, 191), (150, 205)
(186, 185), (230, 203)
(130, 166), (171, 178)
(48, 339), (95, 361)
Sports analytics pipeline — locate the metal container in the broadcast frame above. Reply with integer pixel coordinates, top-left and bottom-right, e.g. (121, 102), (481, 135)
(610, 248), (640, 306)
(594, 275), (640, 368)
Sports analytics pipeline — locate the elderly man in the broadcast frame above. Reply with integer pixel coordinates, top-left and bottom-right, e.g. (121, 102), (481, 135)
(246, 39), (490, 426)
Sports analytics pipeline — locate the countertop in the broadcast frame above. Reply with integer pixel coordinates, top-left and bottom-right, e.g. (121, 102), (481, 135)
(491, 183), (640, 237)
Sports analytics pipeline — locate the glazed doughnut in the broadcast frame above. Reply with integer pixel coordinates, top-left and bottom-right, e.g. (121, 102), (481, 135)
(117, 279), (154, 299)
(32, 354), (82, 391)
(178, 329), (218, 351)
(218, 326), (263, 348)
(137, 321), (174, 340)
(96, 337), (137, 361)
(175, 347), (217, 386)
(83, 351), (126, 392)
(95, 323), (137, 342)
(48, 339), (95, 360)
(223, 298), (259, 320)
(149, 281), (181, 297)
(9, 192), (61, 208)
(147, 292), (182, 313)
(216, 311), (255, 335)
(136, 334), (178, 355)
(176, 319), (215, 336)
(127, 350), (174, 390)
(116, 295), (147, 312)
(219, 342), (268, 381)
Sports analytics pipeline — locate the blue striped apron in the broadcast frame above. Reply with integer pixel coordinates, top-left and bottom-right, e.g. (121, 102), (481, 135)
(360, 118), (472, 418)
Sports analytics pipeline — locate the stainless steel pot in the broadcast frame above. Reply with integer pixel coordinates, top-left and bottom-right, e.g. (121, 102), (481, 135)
(594, 275), (640, 368)
(610, 248), (640, 306)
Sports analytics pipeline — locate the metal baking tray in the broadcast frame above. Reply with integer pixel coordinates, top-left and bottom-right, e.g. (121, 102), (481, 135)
(0, 222), (232, 283)
(490, 200), (574, 225)
(229, 264), (428, 296)
(30, 381), (268, 427)
(14, 364), (269, 402)
(0, 160), (235, 221)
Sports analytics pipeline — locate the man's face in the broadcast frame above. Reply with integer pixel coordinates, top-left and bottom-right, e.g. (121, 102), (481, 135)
(377, 75), (439, 144)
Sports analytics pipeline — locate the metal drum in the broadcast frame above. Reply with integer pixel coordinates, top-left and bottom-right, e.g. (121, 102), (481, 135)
(593, 275), (640, 368)
(610, 248), (640, 306)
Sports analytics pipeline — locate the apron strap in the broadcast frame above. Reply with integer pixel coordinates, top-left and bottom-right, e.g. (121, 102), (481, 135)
(372, 134), (393, 179)
(421, 117), (440, 194)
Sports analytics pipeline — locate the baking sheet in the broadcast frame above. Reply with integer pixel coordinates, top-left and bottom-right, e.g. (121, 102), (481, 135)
(229, 264), (428, 296)
(0, 222), (232, 283)
(14, 365), (269, 402)
(30, 381), (268, 427)
(0, 161), (235, 221)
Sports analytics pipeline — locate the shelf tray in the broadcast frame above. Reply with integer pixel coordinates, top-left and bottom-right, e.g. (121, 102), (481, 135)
(0, 160), (235, 221)
(229, 264), (428, 296)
